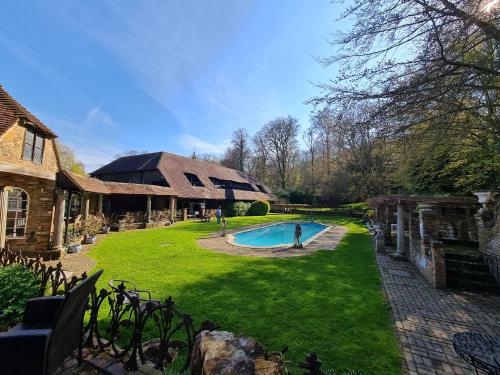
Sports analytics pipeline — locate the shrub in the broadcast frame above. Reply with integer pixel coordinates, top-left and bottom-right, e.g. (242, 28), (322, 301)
(225, 202), (251, 217)
(246, 200), (270, 216)
(234, 202), (251, 216)
(82, 214), (103, 237)
(0, 265), (40, 329)
(150, 209), (171, 223)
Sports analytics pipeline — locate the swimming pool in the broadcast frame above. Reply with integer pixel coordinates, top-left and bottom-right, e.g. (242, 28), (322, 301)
(230, 222), (329, 248)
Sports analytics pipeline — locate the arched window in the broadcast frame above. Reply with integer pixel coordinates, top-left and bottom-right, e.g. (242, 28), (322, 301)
(6, 188), (29, 238)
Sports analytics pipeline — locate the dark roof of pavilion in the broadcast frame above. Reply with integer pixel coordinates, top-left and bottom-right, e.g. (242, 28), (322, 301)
(91, 151), (276, 201)
(92, 152), (163, 174)
(366, 195), (480, 208)
(57, 171), (177, 196)
(0, 85), (57, 138)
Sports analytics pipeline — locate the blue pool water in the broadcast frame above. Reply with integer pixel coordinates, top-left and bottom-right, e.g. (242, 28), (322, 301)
(232, 222), (328, 247)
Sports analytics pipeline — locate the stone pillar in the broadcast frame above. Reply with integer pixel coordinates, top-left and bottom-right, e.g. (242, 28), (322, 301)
(146, 195), (152, 223)
(396, 203), (405, 256)
(52, 190), (66, 252)
(183, 208), (188, 221)
(374, 230), (386, 253)
(418, 203), (437, 256)
(97, 194), (103, 214)
(169, 196), (176, 222)
(0, 187), (8, 249)
(431, 240), (447, 289)
(82, 194), (90, 220)
(384, 204), (392, 244)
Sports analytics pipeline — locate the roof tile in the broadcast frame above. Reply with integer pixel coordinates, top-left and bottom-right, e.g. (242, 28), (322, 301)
(0, 85), (57, 138)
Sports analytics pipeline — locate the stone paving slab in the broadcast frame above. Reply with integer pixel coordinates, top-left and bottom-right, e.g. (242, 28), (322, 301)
(377, 253), (500, 375)
(197, 222), (347, 257)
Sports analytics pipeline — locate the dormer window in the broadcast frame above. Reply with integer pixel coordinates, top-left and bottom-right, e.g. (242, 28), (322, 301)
(256, 184), (267, 193)
(184, 173), (204, 187)
(210, 177), (256, 191)
(22, 127), (45, 164)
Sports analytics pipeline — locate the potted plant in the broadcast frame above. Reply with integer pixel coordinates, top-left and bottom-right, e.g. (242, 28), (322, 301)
(101, 214), (114, 234)
(66, 226), (82, 253)
(82, 215), (102, 244)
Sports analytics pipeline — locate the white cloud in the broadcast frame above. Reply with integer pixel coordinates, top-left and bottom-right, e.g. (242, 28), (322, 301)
(177, 134), (229, 155)
(69, 140), (122, 173)
(59, 0), (251, 128)
(83, 105), (116, 129)
(36, 112), (123, 172)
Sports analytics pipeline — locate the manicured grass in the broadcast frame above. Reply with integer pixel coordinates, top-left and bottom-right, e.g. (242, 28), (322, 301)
(89, 215), (401, 374)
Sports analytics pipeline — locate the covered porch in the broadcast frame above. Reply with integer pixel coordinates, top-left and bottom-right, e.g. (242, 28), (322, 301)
(53, 171), (177, 249)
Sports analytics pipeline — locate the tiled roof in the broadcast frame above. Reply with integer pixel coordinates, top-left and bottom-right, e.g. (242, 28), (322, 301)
(92, 152), (276, 201)
(366, 195), (480, 208)
(0, 85), (57, 138)
(57, 171), (177, 196)
(92, 152), (163, 174)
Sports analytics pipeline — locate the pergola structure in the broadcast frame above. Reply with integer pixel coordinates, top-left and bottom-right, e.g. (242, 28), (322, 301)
(367, 195), (481, 288)
(53, 171), (177, 250)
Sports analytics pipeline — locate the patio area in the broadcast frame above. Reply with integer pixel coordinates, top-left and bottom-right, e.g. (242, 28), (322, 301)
(377, 251), (500, 374)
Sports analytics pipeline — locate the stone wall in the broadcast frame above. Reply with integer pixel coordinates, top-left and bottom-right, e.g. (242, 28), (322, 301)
(1, 171), (57, 258)
(0, 120), (59, 174)
(477, 196), (500, 257)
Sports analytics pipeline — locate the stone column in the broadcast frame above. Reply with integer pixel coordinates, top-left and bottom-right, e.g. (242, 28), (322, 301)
(183, 208), (188, 221)
(52, 190), (66, 252)
(0, 187), (8, 249)
(396, 203), (405, 256)
(418, 203), (437, 256)
(146, 195), (152, 223)
(431, 240), (446, 289)
(82, 194), (90, 220)
(97, 194), (103, 214)
(169, 196), (176, 222)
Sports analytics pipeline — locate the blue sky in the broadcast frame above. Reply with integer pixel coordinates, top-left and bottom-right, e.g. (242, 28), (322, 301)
(0, 1), (346, 171)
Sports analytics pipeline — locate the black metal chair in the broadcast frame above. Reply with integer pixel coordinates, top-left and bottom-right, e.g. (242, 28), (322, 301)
(0, 269), (103, 375)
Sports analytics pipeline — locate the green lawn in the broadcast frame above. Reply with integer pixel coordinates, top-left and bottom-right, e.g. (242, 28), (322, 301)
(88, 214), (401, 374)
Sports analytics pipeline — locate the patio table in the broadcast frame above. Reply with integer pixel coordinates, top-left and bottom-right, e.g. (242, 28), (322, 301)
(453, 332), (500, 375)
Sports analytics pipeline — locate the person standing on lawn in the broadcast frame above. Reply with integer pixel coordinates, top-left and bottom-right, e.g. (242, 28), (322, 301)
(216, 206), (222, 224)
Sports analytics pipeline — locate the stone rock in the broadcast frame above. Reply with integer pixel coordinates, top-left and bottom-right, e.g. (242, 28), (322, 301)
(190, 331), (283, 375)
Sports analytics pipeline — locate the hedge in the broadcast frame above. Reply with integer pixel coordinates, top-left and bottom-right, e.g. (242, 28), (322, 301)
(246, 200), (270, 216)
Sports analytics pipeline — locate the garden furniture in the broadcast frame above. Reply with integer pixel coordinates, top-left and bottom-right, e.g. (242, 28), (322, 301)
(0, 269), (103, 375)
(108, 279), (156, 304)
(453, 332), (500, 374)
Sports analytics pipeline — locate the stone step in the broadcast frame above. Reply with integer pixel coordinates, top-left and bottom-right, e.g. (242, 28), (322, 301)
(446, 278), (499, 293)
(446, 268), (496, 283)
(445, 252), (482, 262)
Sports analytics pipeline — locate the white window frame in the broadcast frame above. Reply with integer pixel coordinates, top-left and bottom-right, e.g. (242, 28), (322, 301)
(5, 187), (29, 239)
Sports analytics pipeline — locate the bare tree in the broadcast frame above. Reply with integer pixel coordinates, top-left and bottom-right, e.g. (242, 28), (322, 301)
(231, 128), (251, 171)
(249, 131), (270, 184)
(303, 126), (319, 197)
(257, 116), (300, 190)
(56, 141), (86, 175)
(221, 128), (252, 171)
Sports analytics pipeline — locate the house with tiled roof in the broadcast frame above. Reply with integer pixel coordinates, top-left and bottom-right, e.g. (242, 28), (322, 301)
(0, 85), (275, 259)
(91, 152), (275, 214)
(0, 85), (62, 257)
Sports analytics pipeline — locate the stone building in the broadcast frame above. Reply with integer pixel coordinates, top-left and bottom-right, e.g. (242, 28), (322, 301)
(0, 85), (62, 258)
(0, 85), (277, 259)
(367, 194), (499, 292)
(91, 152), (276, 215)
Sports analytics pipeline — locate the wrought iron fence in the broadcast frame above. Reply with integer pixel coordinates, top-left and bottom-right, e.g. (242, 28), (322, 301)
(0, 247), (330, 374)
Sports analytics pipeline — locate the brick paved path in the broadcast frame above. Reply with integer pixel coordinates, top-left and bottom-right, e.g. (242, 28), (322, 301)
(377, 253), (500, 375)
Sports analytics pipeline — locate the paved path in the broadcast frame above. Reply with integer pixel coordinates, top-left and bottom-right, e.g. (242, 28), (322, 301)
(197, 223), (347, 257)
(377, 253), (500, 375)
